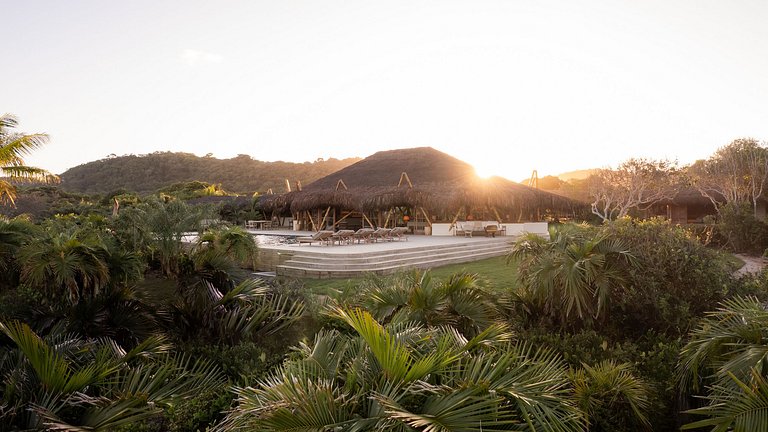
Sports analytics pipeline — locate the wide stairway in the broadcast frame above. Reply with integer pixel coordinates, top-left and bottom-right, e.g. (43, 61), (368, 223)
(276, 238), (512, 279)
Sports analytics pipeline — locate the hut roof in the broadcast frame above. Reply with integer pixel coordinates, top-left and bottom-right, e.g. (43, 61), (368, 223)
(262, 147), (586, 215)
(304, 147), (475, 190)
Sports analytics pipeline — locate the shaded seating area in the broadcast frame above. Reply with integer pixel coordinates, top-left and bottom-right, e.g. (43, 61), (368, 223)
(454, 221), (504, 238)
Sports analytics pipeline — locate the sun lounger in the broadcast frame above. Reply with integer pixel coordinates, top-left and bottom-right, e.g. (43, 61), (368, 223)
(389, 226), (409, 241)
(371, 227), (392, 242)
(331, 229), (355, 245)
(297, 230), (334, 245)
(352, 228), (375, 243)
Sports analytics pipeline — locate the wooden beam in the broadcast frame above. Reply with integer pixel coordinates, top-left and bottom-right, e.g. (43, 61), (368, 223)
(307, 210), (318, 232)
(362, 213), (375, 228)
(398, 172), (414, 188)
(319, 206), (332, 230)
(383, 209), (393, 228)
(285, 179), (291, 192)
(335, 179), (348, 190)
(420, 207), (432, 227)
(449, 209), (462, 233)
(332, 211), (354, 228)
(492, 207), (503, 223)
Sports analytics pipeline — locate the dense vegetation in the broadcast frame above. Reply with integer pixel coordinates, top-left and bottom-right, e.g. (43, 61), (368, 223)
(3, 116), (768, 430)
(59, 152), (360, 194)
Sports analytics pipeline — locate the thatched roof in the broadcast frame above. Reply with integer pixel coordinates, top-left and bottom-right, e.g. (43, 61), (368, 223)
(261, 147), (585, 215)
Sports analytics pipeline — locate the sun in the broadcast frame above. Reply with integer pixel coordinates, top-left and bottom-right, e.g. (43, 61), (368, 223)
(472, 159), (528, 182)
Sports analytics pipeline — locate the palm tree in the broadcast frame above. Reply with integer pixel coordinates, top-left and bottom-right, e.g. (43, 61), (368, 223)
(570, 361), (652, 431)
(0, 114), (59, 206)
(0, 320), (225, 431)
(167, 278), (304, 345)
(678, 296), (768, 431)
(192, 225), (258, 286)
(114, 198), (209, 277)
(358, 269), (501, 337)
(18, 230), (111, 303)
(0, 216), (38, 288)
(217, 307), (585, 431)
(507, 224), (634, 329)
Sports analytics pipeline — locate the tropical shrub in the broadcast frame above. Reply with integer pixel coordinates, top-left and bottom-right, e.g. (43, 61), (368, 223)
(0, 321), (225, 431)
(678, 296), (768, 431)
(352, 269), (502, 337)
(712, 202), (768, 254)
(217, 308), (584, 431)
(507, 223), (634, 331)
(570, 360), (652, 431)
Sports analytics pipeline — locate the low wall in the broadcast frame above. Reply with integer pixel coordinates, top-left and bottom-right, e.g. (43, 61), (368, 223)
(431, 222), (550, 238)
(256, 248), (294, 272)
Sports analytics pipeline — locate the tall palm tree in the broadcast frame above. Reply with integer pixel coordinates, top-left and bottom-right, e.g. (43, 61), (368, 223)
(507, 224), (634, 329)
(0, 114), (59, 206)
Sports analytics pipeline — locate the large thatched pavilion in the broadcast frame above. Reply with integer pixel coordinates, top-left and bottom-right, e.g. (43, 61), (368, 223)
(260, 147), (585, 234)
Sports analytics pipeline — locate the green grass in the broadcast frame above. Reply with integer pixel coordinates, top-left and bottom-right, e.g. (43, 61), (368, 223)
(298, 256), (518, 297)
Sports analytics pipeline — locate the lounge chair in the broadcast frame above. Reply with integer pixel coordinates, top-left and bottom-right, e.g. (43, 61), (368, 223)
(352, 228), (375, 243)
(389, 226), (409, 241)
(297, 230), (334, 245)
(484, 224), (499, 238)
(331, 229), (355, 245)
(371, 227), (392, 242)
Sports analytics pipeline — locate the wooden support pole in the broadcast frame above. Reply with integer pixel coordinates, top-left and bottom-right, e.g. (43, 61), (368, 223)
(449, 209), (462, 233)
(320, 206), (332, 230)
(307, 211), (318, 232)
(362, 213), (375, 228)
(420, 207), (432, 227)
(332, 211), (353, 228)
(383, 209), (393, 228)
(492, 207), (503, 223)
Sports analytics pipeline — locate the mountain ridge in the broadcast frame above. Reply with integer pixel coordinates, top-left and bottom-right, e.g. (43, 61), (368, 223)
(59, 151), (361, 195)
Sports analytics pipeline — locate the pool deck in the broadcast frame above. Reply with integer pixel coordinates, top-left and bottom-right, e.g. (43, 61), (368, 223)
(249, 229), (518, 278)
(250, 229), (515, 254)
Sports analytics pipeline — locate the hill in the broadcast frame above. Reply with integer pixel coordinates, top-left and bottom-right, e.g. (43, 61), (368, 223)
(59, 152), (360, 195)
(556, 168), (597, 181)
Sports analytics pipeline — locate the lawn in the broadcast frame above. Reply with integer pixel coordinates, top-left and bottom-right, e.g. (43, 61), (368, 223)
(298, 255), (518, 297)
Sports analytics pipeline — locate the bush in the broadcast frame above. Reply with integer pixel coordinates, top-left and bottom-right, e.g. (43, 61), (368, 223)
(602, 218), (732, 339)
(712, 202), (768, 254)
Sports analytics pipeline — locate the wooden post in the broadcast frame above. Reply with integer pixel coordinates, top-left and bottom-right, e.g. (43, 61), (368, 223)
(332, 211), (354, 228)
(307, 211), (318, 232)
(319, 206), (332, 230)
(492, 207), (503, 223)
(362, 213), (375, 228)
(285, 179), (291, 192)
(420, 207), (432, 227)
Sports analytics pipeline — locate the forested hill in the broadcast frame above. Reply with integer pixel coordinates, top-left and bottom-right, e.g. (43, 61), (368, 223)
(59, 152), (361, 194)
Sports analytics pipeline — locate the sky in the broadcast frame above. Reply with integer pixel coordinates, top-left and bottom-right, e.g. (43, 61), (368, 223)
(4, 1), (768, 181)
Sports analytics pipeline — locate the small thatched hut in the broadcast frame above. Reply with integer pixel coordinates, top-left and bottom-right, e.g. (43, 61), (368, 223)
(261, 147), (586, 232)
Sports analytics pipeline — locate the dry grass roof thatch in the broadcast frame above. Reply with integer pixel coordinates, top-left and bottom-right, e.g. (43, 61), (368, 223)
(269, 147), (585, 215)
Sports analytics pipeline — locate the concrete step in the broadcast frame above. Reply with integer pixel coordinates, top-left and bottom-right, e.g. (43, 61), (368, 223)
(276, 240), (511, 278)
(283, 244), (509, 270)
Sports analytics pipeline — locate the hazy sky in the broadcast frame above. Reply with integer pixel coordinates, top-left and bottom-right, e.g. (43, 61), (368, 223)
(4, 1), (768, 181)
